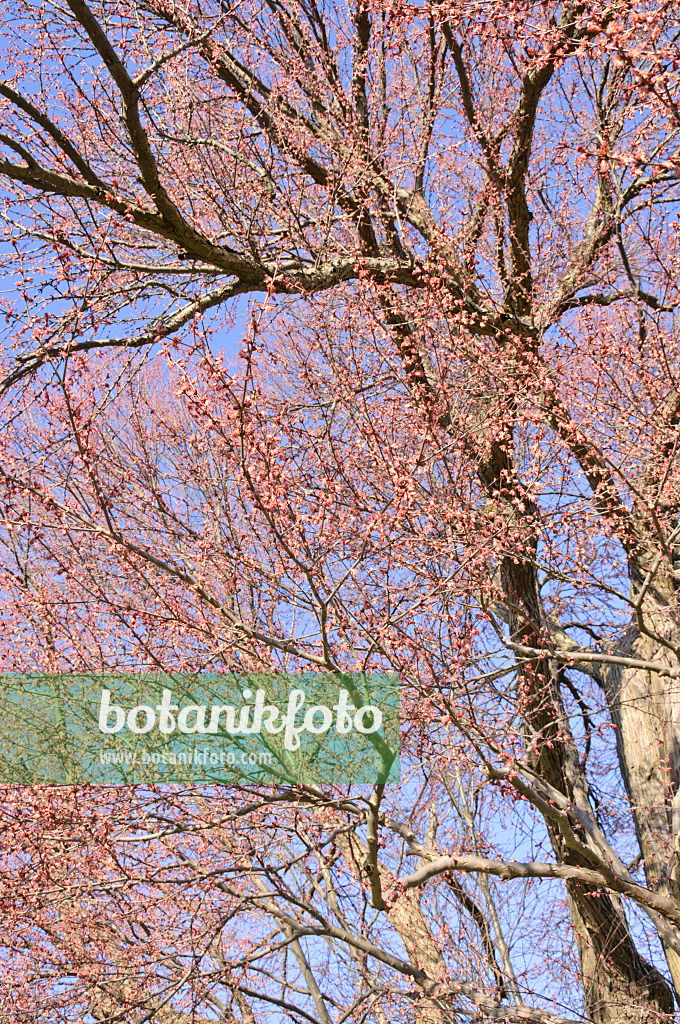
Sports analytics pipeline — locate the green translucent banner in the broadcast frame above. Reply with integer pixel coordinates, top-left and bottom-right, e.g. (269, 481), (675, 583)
(0, 672), (400, 785)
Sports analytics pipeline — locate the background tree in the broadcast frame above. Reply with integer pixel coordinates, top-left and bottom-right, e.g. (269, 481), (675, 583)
(1, 1), (680, 1022)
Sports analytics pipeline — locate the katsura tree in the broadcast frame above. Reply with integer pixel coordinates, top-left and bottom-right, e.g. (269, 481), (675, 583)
(1, 1), (680, 1022)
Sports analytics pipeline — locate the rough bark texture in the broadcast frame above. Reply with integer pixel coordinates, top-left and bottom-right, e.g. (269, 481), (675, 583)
(495, 508), (676, 1020)
(605, 561), (680, 996)
(336, 830), (449, 1024)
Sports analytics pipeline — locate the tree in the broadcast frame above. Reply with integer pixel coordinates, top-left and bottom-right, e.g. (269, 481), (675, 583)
(0, 0), (680, 1021)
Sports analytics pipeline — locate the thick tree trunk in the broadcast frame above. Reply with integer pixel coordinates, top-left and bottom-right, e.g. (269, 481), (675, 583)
(500, 549), (675, 1022)
(566, 885), (674, 1023)
(603, 562), (680, 998)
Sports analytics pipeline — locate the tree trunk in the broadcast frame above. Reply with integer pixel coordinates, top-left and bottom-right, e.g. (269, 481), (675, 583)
(603, 559), (680, 998)
(500, 547), (675, 1022)
(335, 831), (449, 1023)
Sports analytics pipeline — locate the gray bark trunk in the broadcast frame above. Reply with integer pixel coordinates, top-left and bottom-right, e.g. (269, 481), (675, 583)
(603, 561), (680, 998)
(499, 548), (675, 1022)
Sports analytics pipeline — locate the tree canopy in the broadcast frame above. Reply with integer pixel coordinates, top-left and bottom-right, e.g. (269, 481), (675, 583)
(1, 2), (680, 1022)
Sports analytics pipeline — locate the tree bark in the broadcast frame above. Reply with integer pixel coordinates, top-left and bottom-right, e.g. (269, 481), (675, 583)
(335, 831), (449, 1023)
(497, 523), (675, 1021)
(604, 557), (680, 998)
